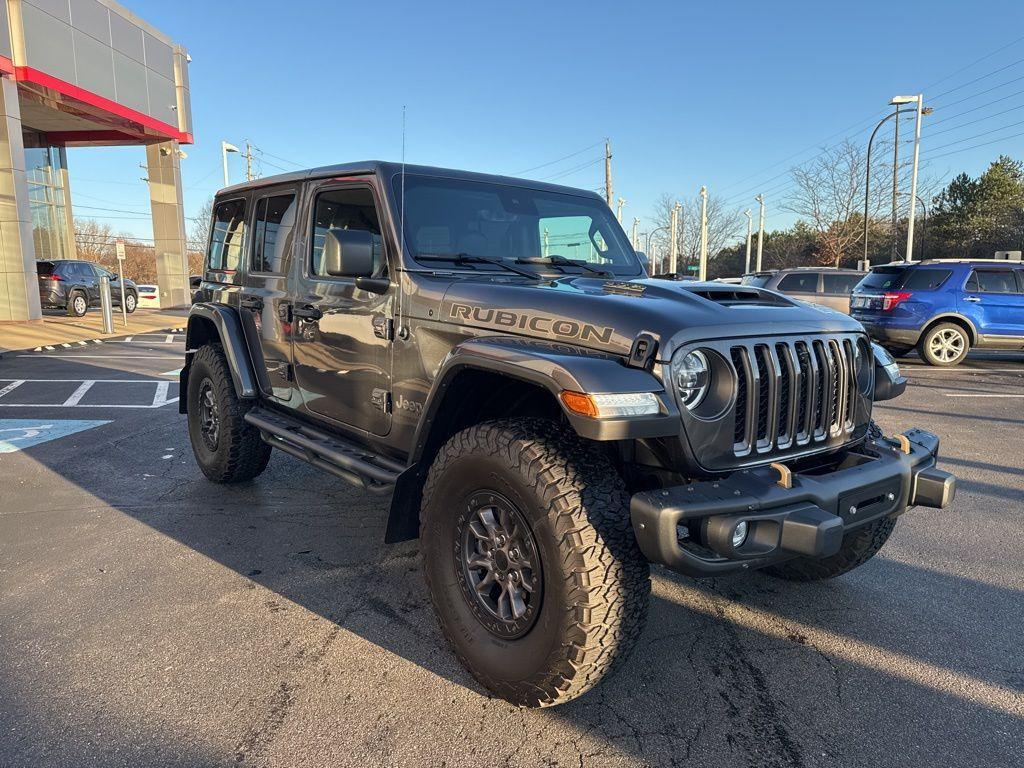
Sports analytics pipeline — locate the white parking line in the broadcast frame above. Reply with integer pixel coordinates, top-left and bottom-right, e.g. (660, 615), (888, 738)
(944, 393), (1024, 398)
(61, 381), (95, 407)
(0, 380), (25, 398)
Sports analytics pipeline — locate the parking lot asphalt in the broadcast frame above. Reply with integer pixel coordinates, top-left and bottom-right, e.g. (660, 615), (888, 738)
(0, 338), (1021, 768)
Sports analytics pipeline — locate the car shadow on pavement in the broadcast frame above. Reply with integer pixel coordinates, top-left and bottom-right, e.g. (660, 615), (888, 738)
(3, 354), (1021, 767)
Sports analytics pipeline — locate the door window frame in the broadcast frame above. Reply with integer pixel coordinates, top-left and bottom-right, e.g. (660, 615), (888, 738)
(206, 194), (250, 276)
(966, 268), (1022, 295)
(302, 178), (390, 284)
(777, 271), (822, 293)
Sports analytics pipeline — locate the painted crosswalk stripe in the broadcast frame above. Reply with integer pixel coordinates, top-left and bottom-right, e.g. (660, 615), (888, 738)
(0, 380), (25, 399)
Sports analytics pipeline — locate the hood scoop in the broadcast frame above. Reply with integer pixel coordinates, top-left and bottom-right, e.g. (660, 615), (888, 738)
(680, 285), (792, 307)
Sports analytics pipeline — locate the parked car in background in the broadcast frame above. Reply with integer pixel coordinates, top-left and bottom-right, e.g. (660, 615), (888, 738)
(135, 284), (160, 308)
(36, 260), (139, 317)
(189, 275), (203, 303)
(741, 267), (864, 313)
(850, 259), (1024, 366)
(713, 276), (743, 284)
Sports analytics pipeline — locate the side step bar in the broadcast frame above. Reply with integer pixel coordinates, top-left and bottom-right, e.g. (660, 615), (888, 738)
(244, 407), (404, 494)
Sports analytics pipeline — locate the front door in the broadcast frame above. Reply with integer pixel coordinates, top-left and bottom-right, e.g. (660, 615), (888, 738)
(290, 181), (393, 436)
(238, 189), (300, 402)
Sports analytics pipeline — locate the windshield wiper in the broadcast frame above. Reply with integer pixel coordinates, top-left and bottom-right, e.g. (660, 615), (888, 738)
(516, 254), (614, 278)
(416, 252), (540, 280)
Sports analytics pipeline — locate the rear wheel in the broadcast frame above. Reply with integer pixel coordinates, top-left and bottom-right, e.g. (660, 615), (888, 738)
(67, 291), (87, 317)
(124, 291), (137, 313)
(420, 418), (650, 707)
(186, 343), (271, 483)
(918, 322), (969, 366)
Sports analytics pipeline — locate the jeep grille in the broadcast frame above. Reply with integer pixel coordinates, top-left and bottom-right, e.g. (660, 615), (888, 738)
(730, 337), (858, 457)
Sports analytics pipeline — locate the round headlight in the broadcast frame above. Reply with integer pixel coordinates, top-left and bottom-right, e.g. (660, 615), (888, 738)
(672, 350), (710, 409)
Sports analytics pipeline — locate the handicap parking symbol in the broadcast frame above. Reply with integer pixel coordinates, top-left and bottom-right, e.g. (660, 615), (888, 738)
(0, 419), (112, 453)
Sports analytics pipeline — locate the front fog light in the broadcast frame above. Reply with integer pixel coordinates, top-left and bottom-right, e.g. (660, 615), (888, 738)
(731, 521), (748, 548)
(672, 349), (710, 408)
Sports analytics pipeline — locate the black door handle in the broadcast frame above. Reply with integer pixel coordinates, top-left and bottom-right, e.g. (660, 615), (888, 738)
(292, 304), (323, 321)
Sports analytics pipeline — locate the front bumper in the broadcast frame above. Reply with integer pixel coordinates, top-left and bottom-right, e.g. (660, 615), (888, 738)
(630, 428), (955, 577)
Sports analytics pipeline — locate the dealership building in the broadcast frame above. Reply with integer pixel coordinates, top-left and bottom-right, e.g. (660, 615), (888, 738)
(0, 0), (192, 322)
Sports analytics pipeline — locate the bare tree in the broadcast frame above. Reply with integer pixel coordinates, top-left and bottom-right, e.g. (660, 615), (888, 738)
(189, 196), (214, 253)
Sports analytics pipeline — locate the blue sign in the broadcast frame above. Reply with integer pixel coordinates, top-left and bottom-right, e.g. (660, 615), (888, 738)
(0, 419), (111, 453)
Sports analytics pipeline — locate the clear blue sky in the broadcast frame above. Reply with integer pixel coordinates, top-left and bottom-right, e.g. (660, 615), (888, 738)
(67, 0), (1024, 244)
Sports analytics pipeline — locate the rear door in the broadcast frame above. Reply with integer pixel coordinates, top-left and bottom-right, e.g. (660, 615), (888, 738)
(238, 186), (300, 402)
(962, 268), (1024, 340)
(290, 180), (394, 436)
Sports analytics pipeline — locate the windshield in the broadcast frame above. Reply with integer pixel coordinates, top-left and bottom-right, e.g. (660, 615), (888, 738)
(740, 273), (773, 287)
(855, 266), (908, 291)
(394, 175), (642, 277)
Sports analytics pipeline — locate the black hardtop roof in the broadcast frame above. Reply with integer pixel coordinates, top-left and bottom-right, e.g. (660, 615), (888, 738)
(216, 160), (605, 200)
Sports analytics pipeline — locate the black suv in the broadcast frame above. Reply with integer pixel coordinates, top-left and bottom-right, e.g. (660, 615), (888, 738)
(181, 162), (955, 707)
(37, 260), (139, 317)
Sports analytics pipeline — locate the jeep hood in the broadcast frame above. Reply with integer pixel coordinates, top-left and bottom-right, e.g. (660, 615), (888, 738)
(438, 276), (865, 360)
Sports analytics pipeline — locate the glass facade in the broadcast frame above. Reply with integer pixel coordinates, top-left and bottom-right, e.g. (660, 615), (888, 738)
(24, 129), (73, 261)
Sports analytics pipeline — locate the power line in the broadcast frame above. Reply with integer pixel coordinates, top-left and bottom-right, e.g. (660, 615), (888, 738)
(928, 129), (1024, 160)
(539, 157), (604, 182)
(931, 72), (1024, 111)
(923, 35), (1024, 91)
(927, 100), (1024, 136)
(930, 55), (1024, 101)
(929, 89), (1024, 125)
(924, 119), (1024, 153)
(512, 140), (606, 176)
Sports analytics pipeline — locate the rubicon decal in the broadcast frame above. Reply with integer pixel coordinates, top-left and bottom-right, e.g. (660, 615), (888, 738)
(449, 303), (614, 344)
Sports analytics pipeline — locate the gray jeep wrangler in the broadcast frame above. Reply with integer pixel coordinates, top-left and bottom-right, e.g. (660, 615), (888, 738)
(182, 162), (955, 707)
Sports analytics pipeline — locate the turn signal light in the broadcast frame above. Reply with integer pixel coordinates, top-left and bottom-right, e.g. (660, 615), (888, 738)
(559, 391), (660, 418)
(882, 291), (912, 311)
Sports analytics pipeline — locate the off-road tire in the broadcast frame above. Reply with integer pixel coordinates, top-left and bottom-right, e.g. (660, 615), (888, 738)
(763, 515), (897, 581)
(420, 418), (650, 707)
(67, 291), (88, 317)
(918, 322), (970, 367)
(187, 343), (271, 483)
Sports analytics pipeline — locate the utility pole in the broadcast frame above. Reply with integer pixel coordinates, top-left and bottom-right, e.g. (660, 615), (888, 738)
(905, 94), (924, 262)
(543, 228), (550, 257)
(743, 210), (752, 274)
(669, 202), (680, 275)
(604, 139), (613, 207)
(617, 197), (626, 222)
(891, 104), (901, 260)
(245, 141), (254, 182)
(755, 194), (765, 272)
(698, 186), (708, 280)
(631, 217), (640, 250)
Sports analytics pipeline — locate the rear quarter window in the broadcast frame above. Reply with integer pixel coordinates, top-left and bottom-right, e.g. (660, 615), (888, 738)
(208, 198), (247, 273)
(777, 272), (819, 292)
(822, 274), (862, 294)
(902, 268), (952, 290)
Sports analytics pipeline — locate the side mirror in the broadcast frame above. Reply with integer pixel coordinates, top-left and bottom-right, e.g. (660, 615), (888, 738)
(635, 250), (650, 273)
(324, 228), (375, 278)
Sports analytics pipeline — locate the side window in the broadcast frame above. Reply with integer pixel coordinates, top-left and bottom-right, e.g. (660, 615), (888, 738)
(822, 274), (861, 294)
(903, 269), (952, 290)
(777, 273), (819, 293)
(310, 187), (385, 278)
(971, 269), (1018, 294)
(251, 194), (296, 274)
(208, 198), (247, 272)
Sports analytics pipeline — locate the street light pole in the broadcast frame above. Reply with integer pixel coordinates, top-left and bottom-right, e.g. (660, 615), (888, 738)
(631, 217), (640, 250)
(617, 197), (626, 223)
(891, 104), (900, 260)
(905, 93), (925, 262)
(743, 210), (752, 274)
(698, 186), (708, 280)
(755, 194), (765, 272)
(221, 141), (240, 186)
(669, 202), (681, 275)
(646, 226), (668, 273)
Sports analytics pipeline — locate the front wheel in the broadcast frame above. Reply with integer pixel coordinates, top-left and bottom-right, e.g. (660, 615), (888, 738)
(420, 418), (650, 707)
(919, 322), (969, 366)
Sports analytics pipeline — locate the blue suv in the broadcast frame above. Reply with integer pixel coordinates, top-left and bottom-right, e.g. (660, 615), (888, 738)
(850, 259), (1024, 366)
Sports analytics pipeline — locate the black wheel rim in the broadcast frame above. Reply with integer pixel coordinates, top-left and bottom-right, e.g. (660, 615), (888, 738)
(198, 378), (220, 451)
(456, 491), (542, 639)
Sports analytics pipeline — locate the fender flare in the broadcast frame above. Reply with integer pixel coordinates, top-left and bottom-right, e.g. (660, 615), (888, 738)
(408, 336), (679, 465)
(182, 304), (258, 410)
